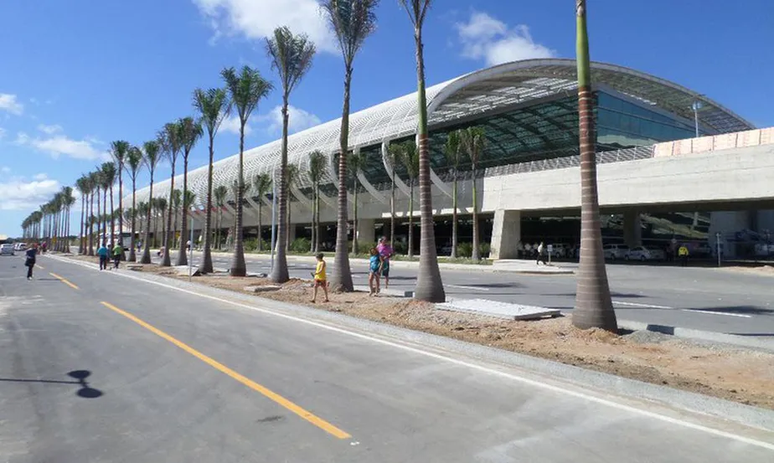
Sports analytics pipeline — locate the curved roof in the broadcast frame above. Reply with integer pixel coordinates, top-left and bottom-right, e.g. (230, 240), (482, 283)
(134, 58), (752, 206)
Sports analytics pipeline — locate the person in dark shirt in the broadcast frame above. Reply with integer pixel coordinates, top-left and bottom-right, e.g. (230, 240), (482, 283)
(25, 244), (38, 280)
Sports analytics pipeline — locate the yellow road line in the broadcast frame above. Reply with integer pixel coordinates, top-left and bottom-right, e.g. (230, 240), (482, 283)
(99, 301), (351, 440)
(50, 272), (79, 290)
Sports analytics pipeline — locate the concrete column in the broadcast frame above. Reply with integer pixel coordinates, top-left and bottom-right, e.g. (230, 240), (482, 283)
(623, 211), (642, 248)
(357, 218), (376, 246)
(490, 210), (521, 260)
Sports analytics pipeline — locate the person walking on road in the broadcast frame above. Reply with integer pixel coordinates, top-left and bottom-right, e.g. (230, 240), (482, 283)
(678, 244), (689, 267)
(310, 253), (329, 303)
(24, 243), (38, 280)
(112, 242), (124, 270)
(536, 241), (548, 265)
(97, 242), (109, 270)
(376, 237), (394, 289)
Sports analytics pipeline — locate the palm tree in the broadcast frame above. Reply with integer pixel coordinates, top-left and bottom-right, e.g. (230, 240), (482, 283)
(285, 163), (300, 251)
(573, 0), (616, 332)
(253, 173), (273, 252)
(172, 189), (182, 249)
(61, 186), (75, 252)
(141, 140), (161, 264)
(308, 150), (326, 253)
(401, 0), (444, 301)
(348, 150), (367, 256)
(222, 66), (273, 277)
(155, 197), (168, 251)
(89, 171), (100, 254)
(99, 162), (117, 247)
(183, 190), (196, 250)
(396, 141), (419, 258)
(111, 140), (130, 253)
(75, 175), (90, 254)
(266, 26), (315, 282)
(214, 185), (228, 251)
(176, 117), (203, 266)
(193, 87), (229, 274)
(321, 0), (378, 291)
(444, 130), (462, 258)
(159, 122), (182, 267)
(385, 142), (398, 244)
(125, 146), (144, 261)
(460, 126), (486, 261)
(136, 200), (148, 247)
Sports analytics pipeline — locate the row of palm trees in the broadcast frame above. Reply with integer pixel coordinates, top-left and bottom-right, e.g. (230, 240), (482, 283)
(19, 0), (616, 331)
(20, 187), (76, 251)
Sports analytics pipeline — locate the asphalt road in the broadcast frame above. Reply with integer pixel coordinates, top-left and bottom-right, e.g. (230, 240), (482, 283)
(2, 255), (773, 461)
(160, 250), (774, 337)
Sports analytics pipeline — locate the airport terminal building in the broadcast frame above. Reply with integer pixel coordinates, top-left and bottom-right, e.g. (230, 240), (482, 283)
(133, 59), (774, 259)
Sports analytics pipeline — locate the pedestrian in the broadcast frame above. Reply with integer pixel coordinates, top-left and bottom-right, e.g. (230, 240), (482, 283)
(97, 242), (109, 270)
(376, 237), (394, 289)
(368, 247), (382, 296)
(310, 253), (329, 303)
(678, 244), (689, 267)
(536, 241), (547, 265)
(112, 241), (124, 269)
(24, 243), (38, 280)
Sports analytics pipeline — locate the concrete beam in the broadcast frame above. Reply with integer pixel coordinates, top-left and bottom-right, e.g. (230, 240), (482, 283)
(490, 210), (521, 260)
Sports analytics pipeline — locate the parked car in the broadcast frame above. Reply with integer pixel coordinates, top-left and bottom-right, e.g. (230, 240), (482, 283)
(14, 242), (27, 251)
(692, 242), (713, 258)
(549, 243), (570, 258)
(625, 246), (666, 261)
(0, 244), (15, 256)
(603, 244), (630, 260)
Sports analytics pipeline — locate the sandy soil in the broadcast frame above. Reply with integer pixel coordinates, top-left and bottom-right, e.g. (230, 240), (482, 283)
(723, 265), (774, 276)
(71, 256), (774, 410)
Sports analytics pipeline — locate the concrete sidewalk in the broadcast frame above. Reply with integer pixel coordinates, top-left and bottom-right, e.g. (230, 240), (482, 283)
(158, 248), (574, 274)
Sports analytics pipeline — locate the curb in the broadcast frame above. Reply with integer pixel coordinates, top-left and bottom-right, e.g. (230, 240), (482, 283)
(617, 319), (774, 353)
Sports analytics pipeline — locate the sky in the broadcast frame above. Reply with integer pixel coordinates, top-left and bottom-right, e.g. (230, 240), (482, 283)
(1, 0), (772, 237)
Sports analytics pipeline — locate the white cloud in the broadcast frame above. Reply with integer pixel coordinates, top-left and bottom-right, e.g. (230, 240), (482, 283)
(0, 127), (6, 140)
(220, 114), (253, 136)
(1, 166), (10, 174)
(37, 124), (63, 134)
(0, 176), (61, 210)
(263, 105), (321, 135)
(456, 12), (555, 66)
(0, 93), (24, 115)
(33, 173), (48, 181)
(16, 130), (110, 161)
(192, 0), (336, 52)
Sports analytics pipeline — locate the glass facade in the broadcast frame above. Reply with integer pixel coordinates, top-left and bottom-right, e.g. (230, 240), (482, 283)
(356, 90), (703, 189)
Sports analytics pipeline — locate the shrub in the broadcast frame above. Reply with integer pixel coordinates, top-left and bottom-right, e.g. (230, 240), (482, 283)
(244, 238), (269, 252)
(479, 242), (490, 258)
(457, 242), (472, 258)
(393, 240), (407, 255)
(290, 237), (311, 253)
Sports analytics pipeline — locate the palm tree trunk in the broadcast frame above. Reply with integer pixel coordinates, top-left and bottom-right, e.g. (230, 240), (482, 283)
(79, 195), (85, 254)
(231, 126), (247, 276)
(200, 138), (215, 274)
(352, 181), (358, 256)
(408, 182), (414, 259)
(270, 95), (290, 283)
(129, 179), (137, 262)
(109, 185), (115, 247)
(315, 187), (321, 253)
(118, 170), (123, 256)
(451, 172), (458, 258)
(89, 192), (95, 255)
(310, 195), (315, 253)
(286, 196), (291, 252)
(141, 176), (154, 264)
(390, 165), (396, 242)
(162, 161), (175, 267)
(102, 188), (107, 246)
(413, 24), (445, 302)
(177, 156), (189, 266)
(573, 0), (616, 331)
(216, 209), (221, 251)
(471, 162), (480, 261)
(329, 69), (354, 291)
(258, 202), (265, 253)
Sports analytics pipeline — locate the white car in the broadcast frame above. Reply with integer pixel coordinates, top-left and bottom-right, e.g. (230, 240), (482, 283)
(603, 244), (629, 260)
(14, 242), (27, 251)
(625, 246), (666, 261)
(0, 244), (15, 256)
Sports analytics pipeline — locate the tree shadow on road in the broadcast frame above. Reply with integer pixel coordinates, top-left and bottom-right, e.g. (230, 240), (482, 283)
(0, 370), (103, 398)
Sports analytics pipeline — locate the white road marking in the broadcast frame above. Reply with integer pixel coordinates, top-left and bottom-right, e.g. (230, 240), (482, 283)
(446, 284), (490, 292)
(46, 255), (774, 451)
(681, 309), (752, 318)
(613, 300), (673, 310)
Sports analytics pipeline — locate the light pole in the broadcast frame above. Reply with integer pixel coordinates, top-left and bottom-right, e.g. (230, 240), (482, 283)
(692, 100), (703, 138)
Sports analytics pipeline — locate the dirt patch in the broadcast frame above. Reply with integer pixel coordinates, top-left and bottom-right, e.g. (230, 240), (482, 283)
(72, 255), (774, 409)
(723, 265), (774, 277)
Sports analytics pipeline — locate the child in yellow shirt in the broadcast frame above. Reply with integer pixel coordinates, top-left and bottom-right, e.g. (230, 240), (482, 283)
(311, 253), (329, 303)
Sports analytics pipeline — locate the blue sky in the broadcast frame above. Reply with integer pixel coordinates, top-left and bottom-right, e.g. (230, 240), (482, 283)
(1, 0), (772, 237)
